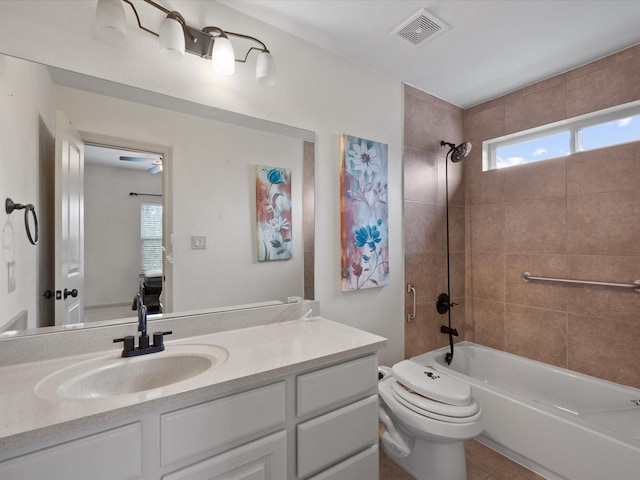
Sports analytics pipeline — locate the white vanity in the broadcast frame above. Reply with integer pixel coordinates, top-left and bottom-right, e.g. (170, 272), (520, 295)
(0, 302), (386, 479)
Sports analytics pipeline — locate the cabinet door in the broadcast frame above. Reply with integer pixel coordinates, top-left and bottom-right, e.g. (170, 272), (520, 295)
(307, 444), (378, 480)
(161, 382), (285, 467)
(163, 431), (286, 480)
(297, 395), (378, 479)
(0, 423), (141, 480)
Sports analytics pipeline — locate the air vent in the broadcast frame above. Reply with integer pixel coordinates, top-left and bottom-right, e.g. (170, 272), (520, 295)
(392, 8), (449, 47)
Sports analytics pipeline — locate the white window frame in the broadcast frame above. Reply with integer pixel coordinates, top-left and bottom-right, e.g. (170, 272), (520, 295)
(483, 100), (640, 171)
(140, 201), (163, 273)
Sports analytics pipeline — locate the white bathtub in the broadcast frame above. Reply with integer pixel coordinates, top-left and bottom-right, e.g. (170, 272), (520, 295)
(412, 341), (640, 480)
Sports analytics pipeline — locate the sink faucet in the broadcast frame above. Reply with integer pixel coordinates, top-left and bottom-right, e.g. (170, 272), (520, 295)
(137, 294), (148, 348)
(114, 295), (172, 357)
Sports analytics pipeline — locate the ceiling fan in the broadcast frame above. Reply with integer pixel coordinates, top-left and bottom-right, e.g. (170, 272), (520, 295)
(120, 155), (163, 174)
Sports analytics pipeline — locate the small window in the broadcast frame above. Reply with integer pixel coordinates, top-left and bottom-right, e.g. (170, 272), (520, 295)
(495, 131), (570, 169)
(484, 100), (640, 171)
(577, 114), (640, 152)
(140, 202), (163, 272)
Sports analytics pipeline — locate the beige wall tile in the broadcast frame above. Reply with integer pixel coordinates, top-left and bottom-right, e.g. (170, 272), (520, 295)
(466, 157), (505, 206)
(566, 255), (640, 324)
(504, 82), (566, 134)
(438, 252), (465, 299)
(471, 254), (505, 301)
(505, 304), (567, 367)
(404, 147), (438, 203)
(448, 205), (465, 254)
(504, 157), (566, 201)
(470, 203), (505, 254)
(567, 142), (640, 196)
(566, 50), (640, 117)
(568, 314), (640, 388)
(471, 298), (504, 350)
(404, 201), (446, 255)
(504, 198), (567, 254)
(567, 190), (640, 255)
(505, 254), (567, 311)
(461, 40), (640, 388)
(464, 102), (505, 145)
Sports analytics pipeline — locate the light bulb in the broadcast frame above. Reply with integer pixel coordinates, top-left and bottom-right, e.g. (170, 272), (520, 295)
(256, 51), (276, 86)
(159, 16), (185, 59)
(211, 35), (235, 76)
(96, 0), (127, 42)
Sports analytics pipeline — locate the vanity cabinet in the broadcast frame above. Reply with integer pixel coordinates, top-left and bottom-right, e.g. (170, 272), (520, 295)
(0, 354), (379, 480)
(0, 423), (142, 480)
(295, 355), (379, 479)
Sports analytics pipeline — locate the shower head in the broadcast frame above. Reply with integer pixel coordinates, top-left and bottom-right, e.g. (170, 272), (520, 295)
(440, 141), (472, 163)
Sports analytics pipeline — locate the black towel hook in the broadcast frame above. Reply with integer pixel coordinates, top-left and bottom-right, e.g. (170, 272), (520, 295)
(5, 198), (38, 245)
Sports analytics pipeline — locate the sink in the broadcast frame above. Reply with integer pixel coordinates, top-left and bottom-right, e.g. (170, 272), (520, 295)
(35, 344), (229, 400)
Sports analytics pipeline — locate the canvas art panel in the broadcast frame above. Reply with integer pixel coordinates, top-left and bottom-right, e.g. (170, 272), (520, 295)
(256, 166), (293, 261)
(340, 134), (389, 291)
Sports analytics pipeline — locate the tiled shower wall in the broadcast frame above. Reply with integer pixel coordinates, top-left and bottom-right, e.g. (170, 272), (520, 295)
(403, 86), (466, 358)
(405, 44), (640, 387)
(464, 44), (640, 388)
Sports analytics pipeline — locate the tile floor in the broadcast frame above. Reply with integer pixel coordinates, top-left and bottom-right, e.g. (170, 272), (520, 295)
(379, 433), (545, 480)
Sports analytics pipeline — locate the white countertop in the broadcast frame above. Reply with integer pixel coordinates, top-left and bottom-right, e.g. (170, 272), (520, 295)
(0, 317), (386, 454)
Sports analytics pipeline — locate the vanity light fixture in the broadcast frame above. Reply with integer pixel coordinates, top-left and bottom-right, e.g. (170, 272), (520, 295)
(95, 0), (276, 85)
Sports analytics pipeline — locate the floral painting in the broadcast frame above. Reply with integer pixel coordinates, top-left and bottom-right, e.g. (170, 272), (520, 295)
(340, 134), (389, 291)
(256, 166), (293, 261)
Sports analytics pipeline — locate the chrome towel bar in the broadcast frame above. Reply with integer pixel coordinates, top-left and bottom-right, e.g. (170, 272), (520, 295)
(521, 272), (640, 293)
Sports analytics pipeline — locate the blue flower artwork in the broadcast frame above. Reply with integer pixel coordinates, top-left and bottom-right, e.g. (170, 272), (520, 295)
(256, 166), (292, 261)
(340, 135), (389, 291)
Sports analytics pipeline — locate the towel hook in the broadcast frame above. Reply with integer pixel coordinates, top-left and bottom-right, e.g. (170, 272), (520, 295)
(5, 198), (38, 245)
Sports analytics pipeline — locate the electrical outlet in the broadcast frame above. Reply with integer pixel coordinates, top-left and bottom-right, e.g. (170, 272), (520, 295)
(8, 261), (16, 293)
(191, 236), (206, 250)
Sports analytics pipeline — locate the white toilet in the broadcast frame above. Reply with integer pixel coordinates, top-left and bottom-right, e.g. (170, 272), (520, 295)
(378, 359), (482, 480)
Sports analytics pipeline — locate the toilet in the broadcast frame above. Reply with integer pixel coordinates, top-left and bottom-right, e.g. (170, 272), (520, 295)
(378, 359), (482, 480)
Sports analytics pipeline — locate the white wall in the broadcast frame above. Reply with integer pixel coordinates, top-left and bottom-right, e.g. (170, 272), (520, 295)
(0, 1), (404, 365)
(0, 55), (54, 329)
(84, 164), (162, 307)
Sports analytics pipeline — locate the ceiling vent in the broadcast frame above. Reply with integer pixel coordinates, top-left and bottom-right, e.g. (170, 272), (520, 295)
(392, 8), (449, 47)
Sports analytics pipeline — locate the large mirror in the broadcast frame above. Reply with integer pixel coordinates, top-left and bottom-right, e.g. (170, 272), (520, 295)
(0, 52), (314, 336)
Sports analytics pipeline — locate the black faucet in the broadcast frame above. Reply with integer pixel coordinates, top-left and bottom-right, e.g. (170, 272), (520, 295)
(114, 295), (172, 357)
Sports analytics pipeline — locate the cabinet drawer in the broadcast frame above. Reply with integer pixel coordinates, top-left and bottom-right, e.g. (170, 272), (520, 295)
(161, 382), (285, 467)
(0, 423), (141, 480)
(163, 431), (286, 480)
(297, 395), (378, 479)
(307, 444), (378, 480)
(296, 355), (377, 417)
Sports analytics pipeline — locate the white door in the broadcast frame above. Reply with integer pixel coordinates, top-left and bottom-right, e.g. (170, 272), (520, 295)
(54, 111), (84, 325)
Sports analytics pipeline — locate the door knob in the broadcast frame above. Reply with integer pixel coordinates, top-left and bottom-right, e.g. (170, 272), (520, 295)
(64, 288), (78, 299)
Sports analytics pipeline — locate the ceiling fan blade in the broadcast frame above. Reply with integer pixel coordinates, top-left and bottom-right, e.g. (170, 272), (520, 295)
(120, 156), (152, 162)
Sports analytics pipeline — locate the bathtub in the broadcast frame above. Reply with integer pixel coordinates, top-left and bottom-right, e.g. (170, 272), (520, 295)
(412, 341), (640, 480)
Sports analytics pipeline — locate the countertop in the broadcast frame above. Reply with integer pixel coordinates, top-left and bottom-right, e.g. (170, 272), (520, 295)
(0, 317), (386, 454)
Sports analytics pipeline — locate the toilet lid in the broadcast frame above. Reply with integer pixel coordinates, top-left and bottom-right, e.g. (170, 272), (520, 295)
(391, 381), (481, 424)
(392, 360), (471, 406)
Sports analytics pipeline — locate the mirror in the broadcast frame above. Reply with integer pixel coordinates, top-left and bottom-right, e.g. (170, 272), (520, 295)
(0, 52), (315, 336)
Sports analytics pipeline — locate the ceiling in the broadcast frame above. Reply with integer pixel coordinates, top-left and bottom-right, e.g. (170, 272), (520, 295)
(219, 0), (640, 108)
(84, 144), (162, 173)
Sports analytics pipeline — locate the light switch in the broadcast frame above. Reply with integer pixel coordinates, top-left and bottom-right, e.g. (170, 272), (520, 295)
(191, 236), (206, 250)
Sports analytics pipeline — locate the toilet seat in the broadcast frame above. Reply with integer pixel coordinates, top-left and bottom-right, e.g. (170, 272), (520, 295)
(392, 360), (471, 406)
(391, 381), (481, 424)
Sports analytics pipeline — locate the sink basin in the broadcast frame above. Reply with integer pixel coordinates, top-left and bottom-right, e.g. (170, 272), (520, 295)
(35, 344), (229, 400)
